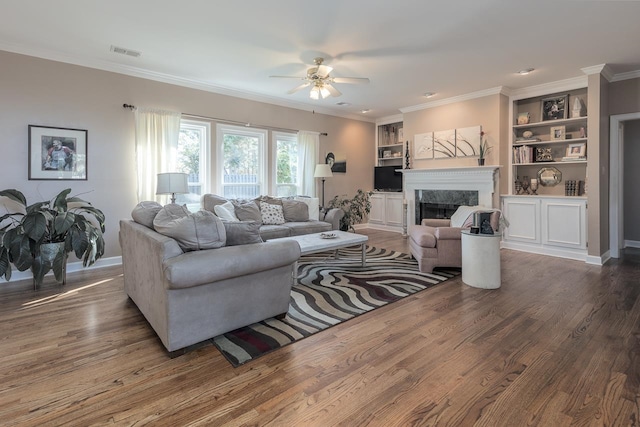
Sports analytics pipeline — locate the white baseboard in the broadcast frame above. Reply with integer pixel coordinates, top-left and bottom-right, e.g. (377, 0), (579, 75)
(365, 223), (403, 233)
(3, 256), (122, 283)
(500, 241), (588, 262)
(624, 239), (640, 248)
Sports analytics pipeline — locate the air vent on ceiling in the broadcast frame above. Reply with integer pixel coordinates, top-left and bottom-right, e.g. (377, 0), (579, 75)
(335, 102), (351, 106)
(110, 45), (141, 58)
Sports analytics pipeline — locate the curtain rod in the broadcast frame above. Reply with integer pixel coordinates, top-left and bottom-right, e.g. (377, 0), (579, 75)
(122, 104), (328, 136)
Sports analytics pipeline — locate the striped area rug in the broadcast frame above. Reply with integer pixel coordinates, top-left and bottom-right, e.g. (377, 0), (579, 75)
(212, 246), (459, 367)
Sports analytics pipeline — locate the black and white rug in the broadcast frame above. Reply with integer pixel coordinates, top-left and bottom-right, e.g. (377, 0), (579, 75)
(212, 246), (459, 367)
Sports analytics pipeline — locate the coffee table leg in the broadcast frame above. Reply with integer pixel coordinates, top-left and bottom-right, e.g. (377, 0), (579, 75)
(361, 244), (366, 266)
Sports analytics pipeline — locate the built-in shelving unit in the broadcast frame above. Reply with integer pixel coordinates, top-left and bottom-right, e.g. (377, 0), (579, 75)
(510, 88), (588, 197)
(375, 116), (404, 167)
(503, 84), (591, 261)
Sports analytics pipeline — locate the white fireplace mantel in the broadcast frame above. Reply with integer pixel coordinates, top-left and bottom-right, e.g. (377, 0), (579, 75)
(400, 166), (501, 226)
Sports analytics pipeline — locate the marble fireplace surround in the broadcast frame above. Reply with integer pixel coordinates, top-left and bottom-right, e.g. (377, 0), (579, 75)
(400, 166), (500, 226)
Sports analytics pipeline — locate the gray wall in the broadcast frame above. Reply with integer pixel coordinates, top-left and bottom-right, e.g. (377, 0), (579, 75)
(624, 119), (640, 243)
(0, 50), (375, 260)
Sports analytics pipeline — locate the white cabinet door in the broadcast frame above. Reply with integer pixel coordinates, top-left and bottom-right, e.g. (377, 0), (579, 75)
(369, 193), (385, 224)
(385, 194), (404, 227)
(502, 197), (540, 244)
(541, 199), (587, 249)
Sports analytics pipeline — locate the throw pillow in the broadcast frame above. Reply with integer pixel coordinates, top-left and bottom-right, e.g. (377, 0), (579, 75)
(232, 200), (262, 223)
(260, 201), (286, 225)
(153, 205), (226, 251)
(131, 201), (163, 228)
(294, 196), (320, 221)
(255, 195), (283, 206)
(222, 220), (263, 246)
(201, 194), (229, 213)
(282, 199), (309, 222)
(214, 200), (239, 222)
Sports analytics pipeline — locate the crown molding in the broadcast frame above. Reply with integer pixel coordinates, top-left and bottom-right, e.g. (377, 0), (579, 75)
(400, 87), (507, 114)
(581, 63), (615, 82)
(375, 114), (403, 125)
(0, 42), (376, 124)
(508, 76), (588, 100)
(611, 69), (640, 82)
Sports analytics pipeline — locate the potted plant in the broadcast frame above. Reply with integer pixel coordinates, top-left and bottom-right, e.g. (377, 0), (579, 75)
(327, 189), (372, 232)
(0, 188), (105, 286)
(478, 131), (491, 166)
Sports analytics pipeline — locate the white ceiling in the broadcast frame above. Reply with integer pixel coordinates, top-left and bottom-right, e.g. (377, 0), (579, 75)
(2, 0), (640, 121)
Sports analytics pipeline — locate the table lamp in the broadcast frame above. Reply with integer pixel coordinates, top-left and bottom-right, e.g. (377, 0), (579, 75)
(156, 172), (188, 203)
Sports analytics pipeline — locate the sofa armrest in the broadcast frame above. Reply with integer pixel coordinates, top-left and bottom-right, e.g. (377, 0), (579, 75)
(320, 208), (345, 230)
(434, 227), (462, 240)
(421, 218), (451, 227)
(163, 240), (301, 289)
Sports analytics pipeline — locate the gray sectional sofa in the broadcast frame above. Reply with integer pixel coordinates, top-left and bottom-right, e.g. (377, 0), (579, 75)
(119, 196), (344, 353)
(201, 194), (343, 239)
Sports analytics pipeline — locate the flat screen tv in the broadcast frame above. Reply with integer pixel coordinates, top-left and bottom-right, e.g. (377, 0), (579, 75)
(374, 166), (403, 192)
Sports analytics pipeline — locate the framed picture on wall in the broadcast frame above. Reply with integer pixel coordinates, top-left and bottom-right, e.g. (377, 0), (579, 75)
(29, 125), (88, 180)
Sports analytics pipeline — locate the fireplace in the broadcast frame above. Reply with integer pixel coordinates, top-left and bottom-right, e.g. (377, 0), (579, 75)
(400, 166), (500, 228)
(416, 190), (479, 224)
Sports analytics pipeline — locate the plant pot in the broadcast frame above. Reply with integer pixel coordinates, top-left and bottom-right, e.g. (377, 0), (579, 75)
(478, 158), (485, 166)
(32, 242), (67, 288)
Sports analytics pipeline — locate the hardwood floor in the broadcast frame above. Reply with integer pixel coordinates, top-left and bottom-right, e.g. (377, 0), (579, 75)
(0, 229), (638, 426)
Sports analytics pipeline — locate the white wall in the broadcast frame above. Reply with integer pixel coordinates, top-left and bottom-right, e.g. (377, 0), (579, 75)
(0, 51), (375, 260)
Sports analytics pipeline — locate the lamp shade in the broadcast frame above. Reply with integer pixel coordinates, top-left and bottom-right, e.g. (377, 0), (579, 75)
(314, 164), (333, 178)
(156, 172), (188, 195)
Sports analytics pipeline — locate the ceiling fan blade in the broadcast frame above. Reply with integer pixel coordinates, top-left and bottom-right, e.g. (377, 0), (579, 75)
(324, 84), (341, 97)
(315, 64), (333, 78)
(270, 75), (305, 79)
(332, 77), (370, 84)
(287, 82), (311, 94)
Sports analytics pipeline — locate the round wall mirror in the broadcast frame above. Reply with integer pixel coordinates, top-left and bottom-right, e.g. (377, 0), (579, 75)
(537, 167), (562, 187)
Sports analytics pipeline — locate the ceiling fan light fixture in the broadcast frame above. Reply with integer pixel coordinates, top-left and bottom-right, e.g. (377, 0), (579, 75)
(320, 85), (331, 99)
(309, 86), (320, 100)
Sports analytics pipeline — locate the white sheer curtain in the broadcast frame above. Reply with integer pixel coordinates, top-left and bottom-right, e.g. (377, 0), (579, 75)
(134, 108), (182, 202)
(297, 130), (319, 196)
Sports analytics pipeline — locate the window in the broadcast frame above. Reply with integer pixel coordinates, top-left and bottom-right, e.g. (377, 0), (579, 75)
(176, 120), (210, 210)
(273, 132), (299, 197)
(217, 124), (267, 198)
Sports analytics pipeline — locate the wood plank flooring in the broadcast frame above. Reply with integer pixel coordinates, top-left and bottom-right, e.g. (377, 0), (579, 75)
(0, 229), (638, 426)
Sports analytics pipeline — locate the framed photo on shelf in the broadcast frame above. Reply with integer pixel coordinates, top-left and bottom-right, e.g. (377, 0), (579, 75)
(541, 95), (568, 121)
(28, 125), (88, 180)
(550, 125), (566, 141)
(565, 142), (586, 158)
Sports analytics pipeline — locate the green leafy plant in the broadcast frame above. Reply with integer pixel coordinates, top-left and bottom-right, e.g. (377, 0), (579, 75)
(0, 188), (105, 286)
(327, 189), (372, 232)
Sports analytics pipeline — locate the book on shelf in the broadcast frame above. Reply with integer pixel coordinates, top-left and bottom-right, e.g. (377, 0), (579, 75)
(561, 156), (587, 162)
(513, 145), (534, 164)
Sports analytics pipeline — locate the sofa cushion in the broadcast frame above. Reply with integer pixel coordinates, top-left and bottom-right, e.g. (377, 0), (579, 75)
(153, 204), (226, 251)
(284, 221), (332, 236)
(259, 224), (291, 240)
(223, 221), (263, 246)
(131, 201), (163, 228)
(282, 199), (309, 222)
(201, 194), (229, 212)
(294, 196), (319, 221)
(214, 201), (239, 222)
(260, 201), (286, 225)
(232, 200), (262, 223)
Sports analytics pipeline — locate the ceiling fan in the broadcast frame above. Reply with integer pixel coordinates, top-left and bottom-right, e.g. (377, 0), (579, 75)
(270, 57), (370, 99)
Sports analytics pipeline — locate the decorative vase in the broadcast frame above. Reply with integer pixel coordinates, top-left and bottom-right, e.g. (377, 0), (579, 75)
(478, 158), (485, 166)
